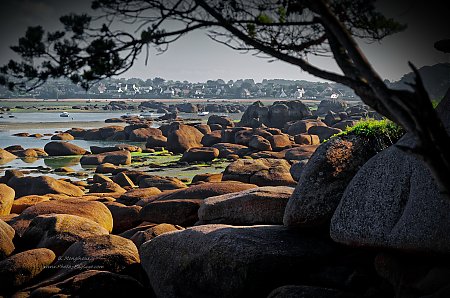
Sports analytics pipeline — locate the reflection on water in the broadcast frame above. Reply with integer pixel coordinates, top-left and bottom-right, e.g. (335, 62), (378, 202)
(43, 156), (82, 168)
(21, 157), (38, 164)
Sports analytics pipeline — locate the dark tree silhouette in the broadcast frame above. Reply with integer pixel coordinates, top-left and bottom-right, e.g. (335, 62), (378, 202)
(1, 0), (449, 195)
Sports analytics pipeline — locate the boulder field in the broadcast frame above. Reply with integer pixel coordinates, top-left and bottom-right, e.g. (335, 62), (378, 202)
(0, 98), (448, 297)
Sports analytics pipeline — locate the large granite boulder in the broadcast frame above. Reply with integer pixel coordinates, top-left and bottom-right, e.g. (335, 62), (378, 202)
(207, 115), (234, 128)
(239, 100), (311, 128)
(0, 248), (55, 293)
(198, 186), (294, 225)
(7, 176), (84, 198)
(145, 181), (258, 202)
(51, 133), (75, 141)
(212, 143), (250, 158)
(44, 141), (88, 156)
(284, 135), (380, 228)
(8, 198), (113, 236)
(27, 234), (140, 290)
(268, 285), (355, 298)
(201, 130), (222, 147)
(314, 99), (348, 116)
(140, 225), (341, 298)
(0, 148), (17, 164)
(21, 214), (109, 255)
(284, 119), (327, 136)
(166, 122), (204, 153)
(0, 219), (14, 260)
(129, 127), (163, 142)
(26, 270), (146, 298)
(180, 147), (219, 162)
(331, 95), (450, 254)
(223, 158), (296, 186)
(80, 150), (131, 166)
(139, 199), (203, 226)
(0, 184), (14, 215)
(330, 134), (450, 254)
(138, 175), (187, 191)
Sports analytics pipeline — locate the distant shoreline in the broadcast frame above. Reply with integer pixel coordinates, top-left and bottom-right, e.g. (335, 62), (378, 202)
(0, 121), (123, 131)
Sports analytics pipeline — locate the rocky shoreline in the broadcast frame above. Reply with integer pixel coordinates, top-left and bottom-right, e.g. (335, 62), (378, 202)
(0, 98), (449, 297)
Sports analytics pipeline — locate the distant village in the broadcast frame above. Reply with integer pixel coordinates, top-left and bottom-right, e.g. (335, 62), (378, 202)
(0, 77), (358, 101)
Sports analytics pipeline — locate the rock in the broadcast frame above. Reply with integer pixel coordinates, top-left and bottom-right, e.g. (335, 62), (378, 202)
(191, 173), (223, 184)
(104, 202), (142, 233)
(286, 120), (326, 136)
(90, 146), (121, 154)
(333, 120), (357, 131)
(113, 172), (136, 188)
(64, 128), (86, 139)
(212, 143), (250, 158)
(21, 214), (109, 255)
(28, 270), (146, 297)
(129, 127), (163, 142)
(80, 150), (131, 166)
(249, 135), (272, 151)
(51, 133), (74, 141)
(268, 134), (292, 151)
(130, 223), (184, 248)
(44, 141), (87, 156)
(0, 184), (14, 215)
(166, 122), (204, 153)
(294, 134), (320, 145)
(30, 234), (140, 289)
(7, 176), (84, 198)
(235, 128), (270, 146)
(151, 181), (258, 201)
(315, 99), (348, 115)
(223, 158), (296, 186)
(180, 147), (219, 162)
(145, 135), (168, 148)
(140, 225), (340, 298)
(0, 148), (17, 163)
(139, 175), (187, 191)
(89, 181), (126, 194)
(8, 198), (113, 236)
(15, 148), (38, 158)
(198, 186), (294, 225)
(330, 134), (450, 253)
(201, 130), (222, 147)
(11, 195), (51, 214)
(83, 129), (103, 140)
(95, 163), (118, 174)
(284, 146), (318, 161)
(0, 169), (23, 184)
(240, 100), (311, 129)
(194, 124), (212, 135)
(117, 187), (161, 206)
(308, 126), (342, 142)
(139, 199), (203, 226)
(284, 135), (381, 228)
(268, 285), (355, 298)
(92, 173), (113, 184)
(289, 160), (308, 181)
(207, 115), (234, 128)
(0, 219), (14, 260)
(54, 166), (75, 173)
(115, 144), (142, 152)
(0, 248), (55, 292)
(99, 125), (124, 139)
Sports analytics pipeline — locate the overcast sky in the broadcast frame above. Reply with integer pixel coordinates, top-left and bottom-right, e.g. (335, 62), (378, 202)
(0, 0), (448, 83)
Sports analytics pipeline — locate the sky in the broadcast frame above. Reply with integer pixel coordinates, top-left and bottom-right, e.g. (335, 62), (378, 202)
(0, 0), (448, 83)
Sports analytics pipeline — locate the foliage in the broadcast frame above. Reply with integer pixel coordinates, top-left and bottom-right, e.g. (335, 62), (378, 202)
(328, 118), (405, 148)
